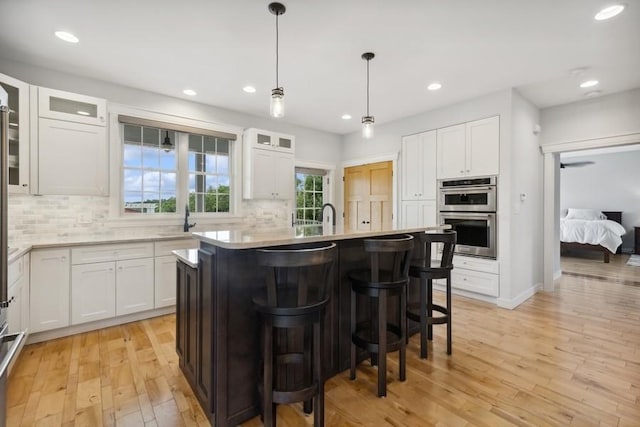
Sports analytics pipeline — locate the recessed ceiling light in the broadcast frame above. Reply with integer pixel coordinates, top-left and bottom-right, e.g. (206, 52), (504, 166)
(243, 86), (256, 93)
(76, 111), (90, 116)
(580, 80), (599, 88)
(183, 89), (197, 96)
(585, 90), (602, 98)
(54, 31), (79, 43)
(341, 114), (352, 120)
(594, 4), (625, 20)
(427, 82), (442, 91)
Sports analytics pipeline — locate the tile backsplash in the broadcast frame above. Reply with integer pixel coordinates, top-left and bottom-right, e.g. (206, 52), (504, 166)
(8, 194), (291, 246)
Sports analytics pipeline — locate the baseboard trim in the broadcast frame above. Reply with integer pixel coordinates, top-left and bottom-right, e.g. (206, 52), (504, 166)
(26, 306), (176, 344)
(554, 270), (562, 280)
(497, 283), (542, 310)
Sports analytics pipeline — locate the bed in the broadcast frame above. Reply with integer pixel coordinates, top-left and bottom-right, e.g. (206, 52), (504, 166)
(560, 209), (626, 263)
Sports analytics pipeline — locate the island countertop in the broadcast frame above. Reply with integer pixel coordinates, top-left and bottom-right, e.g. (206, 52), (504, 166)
(192, 224), (447, 249)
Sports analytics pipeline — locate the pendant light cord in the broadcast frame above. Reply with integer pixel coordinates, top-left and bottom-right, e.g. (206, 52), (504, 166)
(275, 13), (280, 88)
(366, 58), (370, 116)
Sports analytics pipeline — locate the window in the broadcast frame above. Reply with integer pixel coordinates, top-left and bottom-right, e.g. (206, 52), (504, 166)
(120, 119), (234, 215)
(295, 169), (325, 224)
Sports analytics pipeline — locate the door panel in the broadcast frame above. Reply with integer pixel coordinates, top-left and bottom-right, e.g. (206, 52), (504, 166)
(344, 161), (392, 232)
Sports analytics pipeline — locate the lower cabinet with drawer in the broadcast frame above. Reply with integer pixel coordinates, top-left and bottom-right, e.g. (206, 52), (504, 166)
(450, 255), (499, 297)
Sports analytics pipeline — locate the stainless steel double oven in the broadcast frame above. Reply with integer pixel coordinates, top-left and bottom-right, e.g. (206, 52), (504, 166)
(438, 176), (497, 259)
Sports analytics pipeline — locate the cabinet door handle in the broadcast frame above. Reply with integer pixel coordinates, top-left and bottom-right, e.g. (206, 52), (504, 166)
(61, 256), (67, 262)
(22, 184), (28, 187)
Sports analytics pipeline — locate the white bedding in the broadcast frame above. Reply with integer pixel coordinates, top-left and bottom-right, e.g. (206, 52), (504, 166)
(560, 218), (626, 253)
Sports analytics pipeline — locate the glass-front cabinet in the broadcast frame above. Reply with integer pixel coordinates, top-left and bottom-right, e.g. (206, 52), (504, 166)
(0, 73), (30, 193)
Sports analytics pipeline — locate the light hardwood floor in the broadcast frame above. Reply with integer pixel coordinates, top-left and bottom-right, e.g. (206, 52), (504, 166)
(7, 265), (640, 426)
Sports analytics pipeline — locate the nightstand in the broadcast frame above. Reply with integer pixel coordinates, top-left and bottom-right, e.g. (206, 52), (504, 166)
(635, 227), (640, 255)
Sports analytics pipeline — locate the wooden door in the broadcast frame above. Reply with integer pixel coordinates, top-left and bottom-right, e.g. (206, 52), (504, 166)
(344, 161), (393, 232)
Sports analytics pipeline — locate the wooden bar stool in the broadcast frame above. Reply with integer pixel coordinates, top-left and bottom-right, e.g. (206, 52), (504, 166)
(407, 230), (456, 359)
(253, 242), (336, 427)
(349, 234), (414, 397)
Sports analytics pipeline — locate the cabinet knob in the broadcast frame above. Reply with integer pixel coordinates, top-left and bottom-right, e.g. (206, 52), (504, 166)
(460, 170), (464, 174)
(61, 257), (67, 262)
(466, 169), (470, 172)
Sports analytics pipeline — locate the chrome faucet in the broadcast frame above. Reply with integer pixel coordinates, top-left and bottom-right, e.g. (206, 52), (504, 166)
(183, 204), (196, 232)
(321, 203), (336, 230)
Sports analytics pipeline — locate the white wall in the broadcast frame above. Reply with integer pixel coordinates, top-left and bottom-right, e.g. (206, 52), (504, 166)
(508, 90), (543, 300)
(560, 150), (640, 252)
(540, 88), (640, 146)
(1, 59), (343, 243)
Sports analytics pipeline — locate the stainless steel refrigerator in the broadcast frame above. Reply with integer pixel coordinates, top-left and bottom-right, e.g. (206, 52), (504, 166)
(0, 84), (25, 427)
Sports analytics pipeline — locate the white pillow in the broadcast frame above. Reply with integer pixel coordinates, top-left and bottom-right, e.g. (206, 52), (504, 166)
(565, 208), (606, 221)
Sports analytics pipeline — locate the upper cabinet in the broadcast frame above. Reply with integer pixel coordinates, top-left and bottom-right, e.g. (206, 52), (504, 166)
(0, 73), (30, 193)
(401, 130), (436, 200)
(437, 116), (499, 179)
(243, 128), (295, 200)
(31, 87), (108, 196)
(38, 87), (106, 126)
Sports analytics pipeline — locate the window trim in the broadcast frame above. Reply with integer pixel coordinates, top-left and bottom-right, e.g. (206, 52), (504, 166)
(294, 160), (336, 227)
(108, 104), (243, 223)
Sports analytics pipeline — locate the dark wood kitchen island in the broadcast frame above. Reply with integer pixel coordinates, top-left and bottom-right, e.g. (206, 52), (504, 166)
(179, 225), (444, 427)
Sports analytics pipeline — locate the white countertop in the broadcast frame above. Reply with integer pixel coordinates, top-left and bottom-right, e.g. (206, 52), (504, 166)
(193, 224), (447, 249)
(172, 249), (199, 268)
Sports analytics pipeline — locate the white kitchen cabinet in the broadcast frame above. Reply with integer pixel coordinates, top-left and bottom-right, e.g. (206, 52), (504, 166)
(71, 261), (116, 324)
(400, 200), (437, 229)
(154, 238), (198, 308)
(443, 255), (499, 297)
(437, 116), (499, 179)
(401, 130), (436, 200)
(116, 258), (155, 316)
(38, 87), (106, 126)
(30, 248), (71, 333)
(7, 253), (28, 335)
(243, 128), (295, 200)
(0, 73), (30, 193)
(36, 118), (108, 195)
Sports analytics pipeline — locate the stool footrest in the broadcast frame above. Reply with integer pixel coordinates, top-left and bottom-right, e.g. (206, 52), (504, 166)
(273, 383), (318, 405)
(352, 323), (404, 354)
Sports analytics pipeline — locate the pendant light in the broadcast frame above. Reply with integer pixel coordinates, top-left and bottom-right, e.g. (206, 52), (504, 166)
(361, 52), (375, 139)
(269, 2), (286, 118)
(162, 130), (172, 152)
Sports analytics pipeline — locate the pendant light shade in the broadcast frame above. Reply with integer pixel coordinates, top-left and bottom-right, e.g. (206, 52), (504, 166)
(162, 130), (173, 152)
(361, 52), (375, 139)
(269, 2), (286, 118)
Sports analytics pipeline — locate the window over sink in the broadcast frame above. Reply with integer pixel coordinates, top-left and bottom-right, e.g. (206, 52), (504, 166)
(114, 112), (239, 218)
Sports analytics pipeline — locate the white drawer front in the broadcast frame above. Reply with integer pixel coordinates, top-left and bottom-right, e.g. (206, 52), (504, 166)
(453, 255), (499, 274)
(154, 239), (198, 257)
(451, 269), (499, 297)
(72, 243), (154, 264)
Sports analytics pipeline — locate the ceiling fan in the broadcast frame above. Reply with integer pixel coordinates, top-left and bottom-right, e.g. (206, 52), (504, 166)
(560, 161), (595, 168)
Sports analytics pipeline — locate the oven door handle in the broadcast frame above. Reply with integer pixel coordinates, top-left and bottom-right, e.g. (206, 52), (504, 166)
(0, 331), (25, 378)
(440, 187), (494, 193)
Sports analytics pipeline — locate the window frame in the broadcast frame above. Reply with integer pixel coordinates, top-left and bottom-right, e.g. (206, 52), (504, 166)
(108, 105), (243, 224)
(294, 161), (336, 227)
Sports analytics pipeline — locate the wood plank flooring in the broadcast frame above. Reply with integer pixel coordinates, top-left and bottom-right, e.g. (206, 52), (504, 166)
(7, 262), (640, 426)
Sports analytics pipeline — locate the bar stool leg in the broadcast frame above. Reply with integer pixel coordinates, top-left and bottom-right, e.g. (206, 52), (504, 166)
(303, 326), (312, 414)
(427, 278), (433, 341)
(263, 321), (275, 427)
(446, 275), (452, 355)
(350, 288), (356, 380)
(419, 276), (427, 359)
(377, 291), (387, 397)
(399, 286), (406, 381)
(314, 317), (325, 427)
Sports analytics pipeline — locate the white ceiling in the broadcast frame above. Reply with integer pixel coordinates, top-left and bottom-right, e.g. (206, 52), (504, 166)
(0, 0), (638, 135)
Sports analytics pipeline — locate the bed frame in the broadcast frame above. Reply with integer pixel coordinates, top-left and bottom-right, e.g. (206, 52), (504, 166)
(560, 211), (622, 263)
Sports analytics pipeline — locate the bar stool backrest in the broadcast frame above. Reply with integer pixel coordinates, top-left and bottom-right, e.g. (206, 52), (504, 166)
(363, 234), (414, 284)
(257, 242), (337, 308)
(413, 230), (457, 270)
